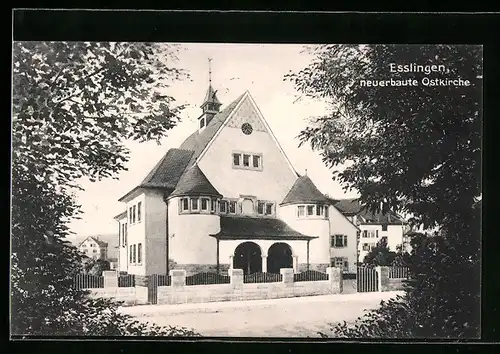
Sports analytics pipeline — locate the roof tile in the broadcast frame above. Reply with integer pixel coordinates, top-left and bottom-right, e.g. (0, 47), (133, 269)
(281, 175), (329, 205)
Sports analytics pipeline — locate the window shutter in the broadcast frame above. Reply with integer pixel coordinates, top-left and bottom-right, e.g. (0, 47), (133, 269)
(363, 230), (367, 238)
(344, 235), (348, 246)
(376, 230), (379, 238)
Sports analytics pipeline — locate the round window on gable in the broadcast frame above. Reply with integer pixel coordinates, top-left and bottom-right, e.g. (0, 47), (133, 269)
(241, 123), (253, 135)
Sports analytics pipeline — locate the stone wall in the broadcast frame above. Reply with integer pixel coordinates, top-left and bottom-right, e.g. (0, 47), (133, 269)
(87, 287), (148, 306)
(155, 267), (343, 305)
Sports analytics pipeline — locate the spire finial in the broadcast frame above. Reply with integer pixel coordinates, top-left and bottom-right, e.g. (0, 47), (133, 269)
(208, 57), (212, 85)
(305, 169), (308, 176)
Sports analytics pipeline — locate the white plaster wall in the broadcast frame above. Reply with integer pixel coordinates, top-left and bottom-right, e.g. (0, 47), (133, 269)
(125, 193), (146, 275)
(279, 205), (330, 264)
(117, 218), (128, 273)
(167, 197), (220, 264)
(328, 205), (359, 273)
(387, 224), (404, 251)
(198, 115), (297, 204)
(144, 190), (167, 275)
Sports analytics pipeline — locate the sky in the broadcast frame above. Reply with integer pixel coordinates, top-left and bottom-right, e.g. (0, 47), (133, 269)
(67, 43), (359, 239)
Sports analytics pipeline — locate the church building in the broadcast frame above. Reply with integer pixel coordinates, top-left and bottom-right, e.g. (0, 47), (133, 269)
(114, 78), (360, 276)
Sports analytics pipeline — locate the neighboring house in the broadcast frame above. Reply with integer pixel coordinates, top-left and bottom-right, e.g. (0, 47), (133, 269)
(326, 198), (407, 263)
(78, 236), (109, 261)
(113, 83), (360, 276)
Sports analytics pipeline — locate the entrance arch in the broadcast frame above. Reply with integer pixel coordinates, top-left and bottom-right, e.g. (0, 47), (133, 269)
(233, 242), (262, 275)
(267, 242), (293, 274)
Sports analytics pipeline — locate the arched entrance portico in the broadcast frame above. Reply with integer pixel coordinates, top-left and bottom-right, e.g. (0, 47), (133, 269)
(233, 242), (262, 275)
(267, 242), (293, 274)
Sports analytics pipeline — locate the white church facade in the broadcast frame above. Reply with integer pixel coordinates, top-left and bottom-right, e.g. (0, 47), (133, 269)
(114, 84), (361, 276)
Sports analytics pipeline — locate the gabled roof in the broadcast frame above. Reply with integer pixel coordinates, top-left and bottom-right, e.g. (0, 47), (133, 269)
(280, 175), (330, 206)
(328, 197), (404, 224)
(180, 92), (245, 166)
(140, 148), (194, 189)
(210, 216), (318, 240)
(79, 236), (108, 248)
(118, 148), (194, 201)
(170, 164), (222, 198)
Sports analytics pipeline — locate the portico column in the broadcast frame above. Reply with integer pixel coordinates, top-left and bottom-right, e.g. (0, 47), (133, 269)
(229, 255), (234, 270)
(293, 255), (299, 273)
(262, 254), (267, 273)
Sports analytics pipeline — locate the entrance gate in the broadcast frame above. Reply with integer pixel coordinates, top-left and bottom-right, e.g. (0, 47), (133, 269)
(356, 266), (379, 292)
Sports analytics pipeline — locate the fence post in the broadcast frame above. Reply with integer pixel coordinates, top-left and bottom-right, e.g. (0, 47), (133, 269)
(280, 268), (294, 287)
(229, 268), (243, 290)
(170, 269), (186, 288)
(103, 270), (118, 288)
(375, 266), (390, 292)
(326, 267), (343, 293)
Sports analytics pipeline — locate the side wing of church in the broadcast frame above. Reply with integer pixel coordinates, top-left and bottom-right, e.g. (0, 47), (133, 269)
(114, 84), (359, 276)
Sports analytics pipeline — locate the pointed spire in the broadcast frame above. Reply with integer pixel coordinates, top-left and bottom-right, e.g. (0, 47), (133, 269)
(208, 57), (212, 85)
(200, 57), (222, 117)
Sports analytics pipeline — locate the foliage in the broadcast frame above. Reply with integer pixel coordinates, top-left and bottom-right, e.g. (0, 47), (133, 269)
(82, 258), (111, 276)
(362, 237), (397, 266)
(11, 41), (198, 336)
(287, 44), (481, 338)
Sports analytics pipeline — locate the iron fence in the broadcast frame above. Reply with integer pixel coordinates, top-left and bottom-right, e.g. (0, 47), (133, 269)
(157, 274), (172, 286)
(73, 274), (104, 289)
(185, 272), (230, 286)
(118, 274), (135, 287)
(389, 266), (409, 279)
(293, 270), (329, 282)
(243, 272), (282, 283)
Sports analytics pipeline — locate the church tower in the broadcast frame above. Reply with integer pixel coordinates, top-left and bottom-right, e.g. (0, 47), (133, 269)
(199, 58), (222, 131)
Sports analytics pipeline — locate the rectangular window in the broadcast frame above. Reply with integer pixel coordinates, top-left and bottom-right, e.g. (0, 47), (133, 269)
(137, 202), (142, 222)
(181, 198), (189, 211)
(316, 205), (323, 216)
(132, 205), (136, 224)
(362, 243), (369, 251)
(253, 155), (260, 168)
(138, 243), (142, 263)
(191, 198), (199, 211)
(243, 154), (250, 167)
(363, 230), (368, 238)
(93, 249), (97, 253)
(307, 205), (314, 216)
(129, 245), (133, 263)
(219, 200), (227, 213)
(258, 202), (265, 215)
(233, 153), (241, 166)
(211, 199), (217, 212)
(200, 117), (205, 129)
(330, 235), (335, 247)
(298, 206), (305, 217)
(265, 203), (273, 215)
(376, 230), (379, 238)
(229, 201), (237, 214)
(382, 224), (388, 231)
(133, 244), (136, 263)
(124, 224), (127, 245)
(325, 206), (329, 218)
(334, 234), (347, 247)
(332, 257), (346, 269)
(201, 198), (209, 211)
(129, 207), (133, 223)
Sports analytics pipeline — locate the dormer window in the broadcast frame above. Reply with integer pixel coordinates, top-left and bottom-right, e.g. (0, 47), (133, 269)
(200, 117), (205, 129)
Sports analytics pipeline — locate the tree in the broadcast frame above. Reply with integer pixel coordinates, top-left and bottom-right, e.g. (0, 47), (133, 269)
(362, 237), (397, 266)
(287, 44), (481, 338)
(11, 41), (199, 336)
